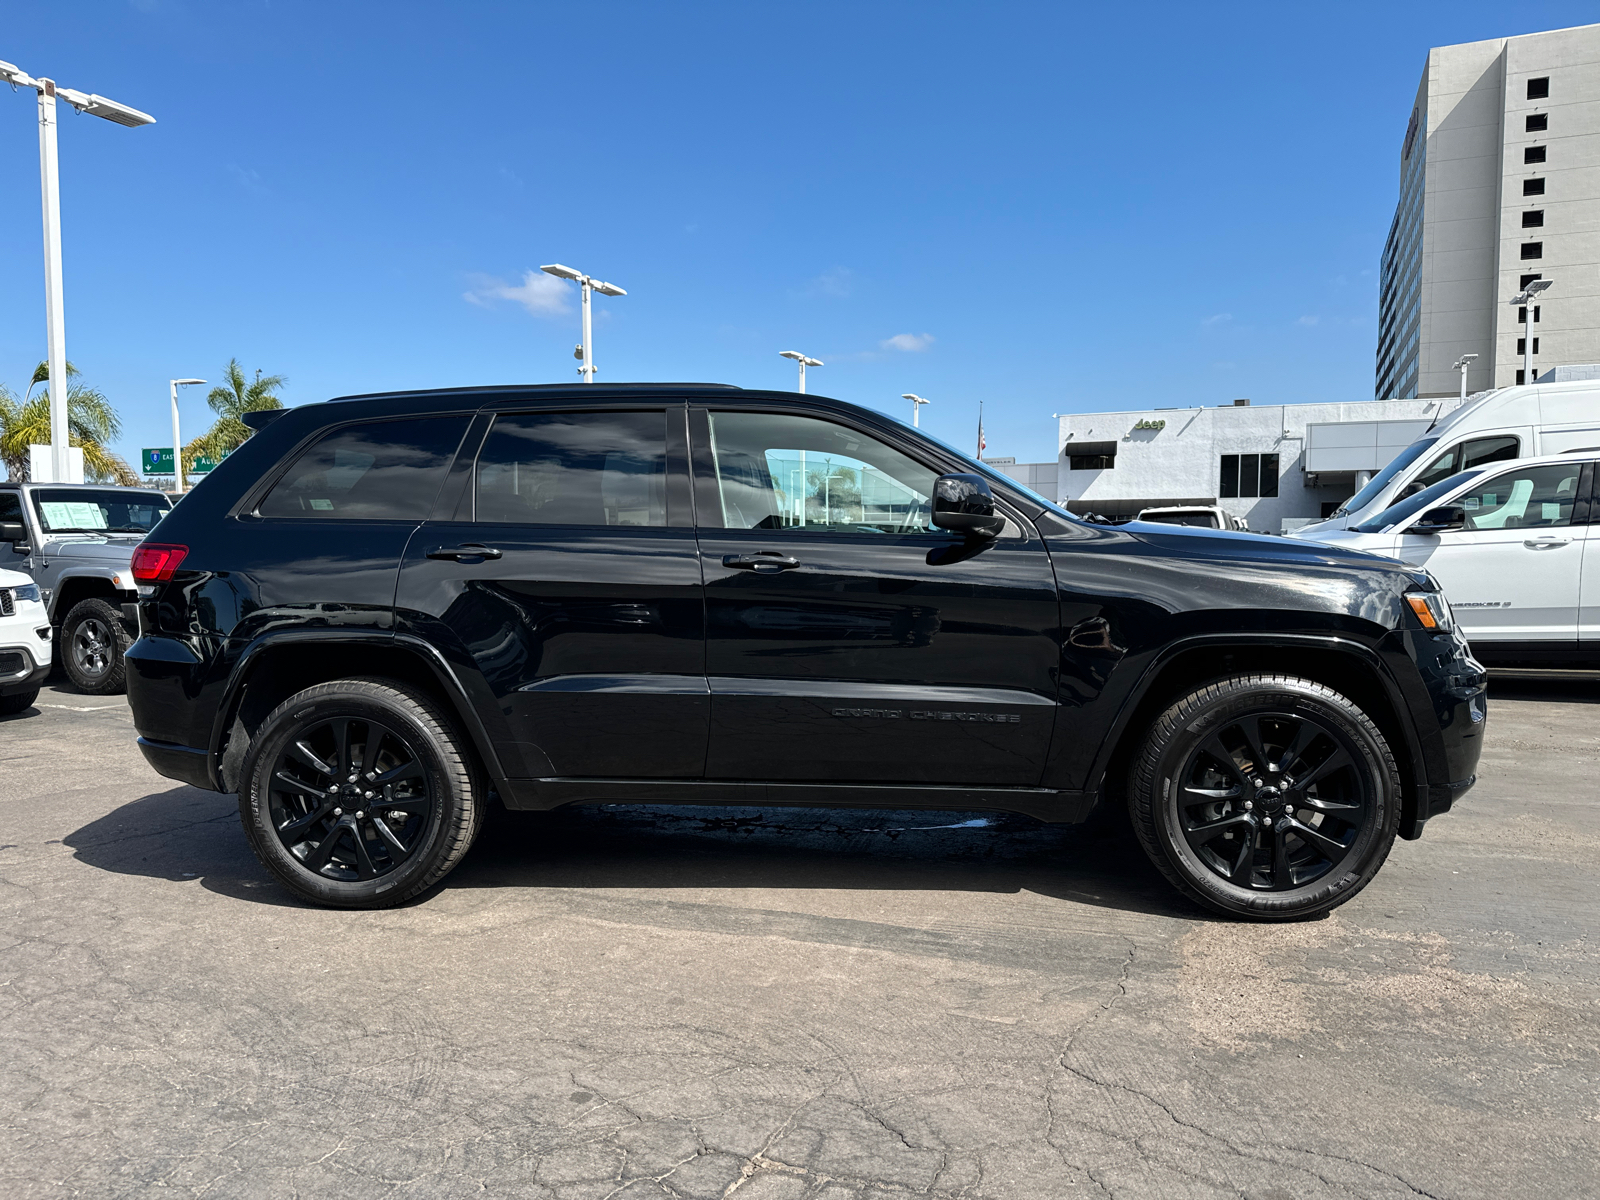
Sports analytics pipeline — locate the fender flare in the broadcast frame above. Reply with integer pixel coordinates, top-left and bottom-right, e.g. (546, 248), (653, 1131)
(46, 568), (131, 624)
(205, 628), (513, 794)
(1083, 631), (1429, 805)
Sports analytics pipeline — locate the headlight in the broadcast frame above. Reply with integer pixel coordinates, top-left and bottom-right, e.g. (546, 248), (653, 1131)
(13, 583), (40, 603)
(1405, 590), (1453, 632)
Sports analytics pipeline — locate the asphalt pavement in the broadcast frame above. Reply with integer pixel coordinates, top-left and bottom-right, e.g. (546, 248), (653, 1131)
(1, 674), (1596, 1198)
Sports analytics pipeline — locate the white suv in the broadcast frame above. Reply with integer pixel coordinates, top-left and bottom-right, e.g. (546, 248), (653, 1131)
(0, 566), (52, 715)
(1299, 450), (1598, 667)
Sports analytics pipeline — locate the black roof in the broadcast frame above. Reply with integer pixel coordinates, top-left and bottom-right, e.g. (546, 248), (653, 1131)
(328, 382), (742, 404)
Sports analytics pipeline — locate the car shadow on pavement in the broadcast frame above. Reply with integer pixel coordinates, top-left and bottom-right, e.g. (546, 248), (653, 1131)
(67, 787), (1191, 918)
(64, 784), (301, 908)
(450, 803), (1191, 919)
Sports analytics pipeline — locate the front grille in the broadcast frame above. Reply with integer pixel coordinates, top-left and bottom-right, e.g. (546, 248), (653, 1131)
(0, 588), (11, 616)
(0, 651), (25, 675)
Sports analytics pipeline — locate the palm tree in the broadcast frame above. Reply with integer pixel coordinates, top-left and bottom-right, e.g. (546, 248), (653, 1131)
(0, 361), (138, 485)
(183, 358), (285, 475)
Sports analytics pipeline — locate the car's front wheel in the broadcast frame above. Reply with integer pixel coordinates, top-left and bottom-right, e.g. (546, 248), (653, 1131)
(61, 597), (130, 694)
(239, 678), (484, 908)
(1129, 674), (1401, 921)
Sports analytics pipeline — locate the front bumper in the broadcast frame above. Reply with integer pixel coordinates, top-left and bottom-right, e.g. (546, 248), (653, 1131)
(1392, 627), (1487, 839)
(0, 640), (52, 696)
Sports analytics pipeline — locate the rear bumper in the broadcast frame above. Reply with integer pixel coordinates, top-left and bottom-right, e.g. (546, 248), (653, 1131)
(136, 737), (217, 791)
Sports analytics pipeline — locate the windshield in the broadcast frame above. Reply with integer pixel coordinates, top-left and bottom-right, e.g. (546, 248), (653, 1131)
(1352, 470), (1483, 533)
(1333, 436), (1440, 517)
(1140, 511), (1220, 528)
(31, 489), (171, 535)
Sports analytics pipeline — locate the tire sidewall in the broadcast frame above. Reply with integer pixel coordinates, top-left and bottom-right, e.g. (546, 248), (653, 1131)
(1141, 680), (1399, 919)
(241, 686), (465, 908)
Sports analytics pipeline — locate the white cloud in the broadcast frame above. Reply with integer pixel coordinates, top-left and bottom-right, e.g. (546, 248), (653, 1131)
(463, 270), (570, 317)
(1201, 313), (1232, 326)
(806, 267), (854, 298)
(1297, 315), (1320, 326)
(881, 332), (935, 352)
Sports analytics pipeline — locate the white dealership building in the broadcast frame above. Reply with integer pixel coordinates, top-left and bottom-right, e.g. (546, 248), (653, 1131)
(992, 396), (1465, 533)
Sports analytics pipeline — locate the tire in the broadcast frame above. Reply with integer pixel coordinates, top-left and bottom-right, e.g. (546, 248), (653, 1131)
(61, 597), (130, 694)
(238, 678), (485, 908)
(0, 687), (39, 716)
(1128, 674), (1401, 921)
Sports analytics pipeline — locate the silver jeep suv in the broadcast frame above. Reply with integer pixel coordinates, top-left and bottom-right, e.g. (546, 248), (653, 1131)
(0, 483), (173, 694)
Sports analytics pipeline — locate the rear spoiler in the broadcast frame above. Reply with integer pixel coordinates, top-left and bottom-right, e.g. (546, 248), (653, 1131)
(241, 409), (287, 432)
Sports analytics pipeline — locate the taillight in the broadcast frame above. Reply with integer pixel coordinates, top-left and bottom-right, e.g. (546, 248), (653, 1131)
(131, 543), (189, 583)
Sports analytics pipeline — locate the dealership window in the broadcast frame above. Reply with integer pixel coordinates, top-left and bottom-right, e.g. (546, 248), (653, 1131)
(1522, 210), (1544, 228)
(1517, 338), (1539, 355)
(1069, 454), (1116, 470)
(1525, 146), (1546, 164)
(1219, 453), (1278, 499)
(1520, 273), (1542, 289)
(1527, 77), (1549, 100)
(1521, 242), (1543, 260)
(1519, 305), (1540, 324)
(1525, 113), (1548, 132)
(1523, 178), (1545, 196)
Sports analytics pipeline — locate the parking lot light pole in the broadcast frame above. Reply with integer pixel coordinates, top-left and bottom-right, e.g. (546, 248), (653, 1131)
(540, 264), (626, 383)
(1511, 279), (1553, 385)
(169, 379), (206, 492)
(780, 351), (822, 393)
(1451, 354), (1477, 404)
(0, 60), (155, 483)
(902, 393), (929, 428)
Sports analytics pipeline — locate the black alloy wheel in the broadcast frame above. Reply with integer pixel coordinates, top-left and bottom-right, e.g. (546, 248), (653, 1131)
(267, 716), (436, 882)
(1174, 711), (1370, 892)
(61, 597), (130, 694)
(1129, 674), (1400, 921)
(239, 678), (484, 908)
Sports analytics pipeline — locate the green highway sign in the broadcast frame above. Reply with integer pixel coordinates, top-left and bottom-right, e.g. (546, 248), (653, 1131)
(143, 447), (230, 476)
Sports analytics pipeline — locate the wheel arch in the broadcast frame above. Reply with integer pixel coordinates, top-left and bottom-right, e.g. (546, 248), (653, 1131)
(209, 631), (512, 798)
(51, 573), (126, 624)
(1089, 635), (1427, 838)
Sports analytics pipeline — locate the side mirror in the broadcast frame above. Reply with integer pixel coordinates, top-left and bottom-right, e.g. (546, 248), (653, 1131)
(931, 473), (1006, 540)
(1410, 505), (1466, 535)
(0, 521), (27, 551)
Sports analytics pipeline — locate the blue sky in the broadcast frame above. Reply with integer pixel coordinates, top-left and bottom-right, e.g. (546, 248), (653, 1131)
(1, 1), (1596, 472)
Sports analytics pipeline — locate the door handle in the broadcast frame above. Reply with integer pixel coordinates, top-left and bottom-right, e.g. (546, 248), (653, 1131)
(427, 544), (504, 562)
(1523, 537), (1571, 549)
(722, 552), (800, 572)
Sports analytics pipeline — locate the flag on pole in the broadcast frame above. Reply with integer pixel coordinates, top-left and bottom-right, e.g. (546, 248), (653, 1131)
(977, 401), (986, 460)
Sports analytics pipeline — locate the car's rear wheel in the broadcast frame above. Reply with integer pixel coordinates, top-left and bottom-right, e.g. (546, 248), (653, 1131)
(239, 678), (484, 908)
(1128, 674), (1400, 921)
(61, 597), (129, 694)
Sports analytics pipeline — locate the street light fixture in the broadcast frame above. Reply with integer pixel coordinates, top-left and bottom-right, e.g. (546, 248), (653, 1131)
(780, 350), (822, 393)
(1450, 354), (1477, 404)
(1, 61), (154, 484)
(169, 379), (206, 493)
(902, 393), (930, 428)
(1510, 279), (1553, 385)
(540, 263), (626, 383)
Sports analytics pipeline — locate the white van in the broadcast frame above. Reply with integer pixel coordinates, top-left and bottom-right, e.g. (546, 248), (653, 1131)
(1304, 450), (1598, 667)
(1290, 375), (1600, 539)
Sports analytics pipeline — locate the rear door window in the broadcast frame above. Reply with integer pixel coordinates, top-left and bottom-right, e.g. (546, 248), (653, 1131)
(260, 416), (470, 519)
(474, 411), (667, 526)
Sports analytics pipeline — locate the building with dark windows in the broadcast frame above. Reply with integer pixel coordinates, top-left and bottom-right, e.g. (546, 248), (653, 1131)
(1375, 23), (1600, 398)
(1050, 397), (1452, 533)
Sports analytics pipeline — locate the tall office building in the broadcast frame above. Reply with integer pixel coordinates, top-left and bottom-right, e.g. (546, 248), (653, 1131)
(1375, 24), (1600, 398)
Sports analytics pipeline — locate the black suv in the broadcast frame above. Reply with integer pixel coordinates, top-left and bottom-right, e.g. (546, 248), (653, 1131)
(125, 385), (1487, 919)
